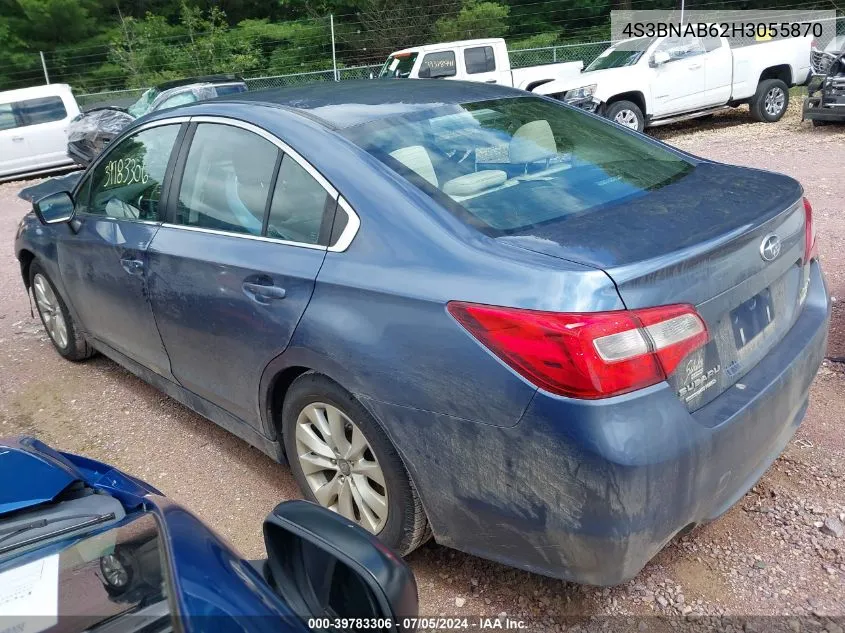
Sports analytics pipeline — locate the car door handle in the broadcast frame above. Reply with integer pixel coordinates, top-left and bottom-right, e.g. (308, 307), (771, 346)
(120, 257), (144, 275)
(11, 136), (24, 142)
(243, 282), (286, 302)
(688, 63), (702, 70)
(485, 79), (497, 84)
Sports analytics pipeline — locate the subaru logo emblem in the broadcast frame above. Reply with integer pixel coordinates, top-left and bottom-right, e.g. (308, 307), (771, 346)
(760, 234), (781, 262)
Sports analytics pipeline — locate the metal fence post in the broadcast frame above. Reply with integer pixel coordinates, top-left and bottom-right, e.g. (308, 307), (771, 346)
(40, 51), (50, 84)
(330, 14), (339, 82)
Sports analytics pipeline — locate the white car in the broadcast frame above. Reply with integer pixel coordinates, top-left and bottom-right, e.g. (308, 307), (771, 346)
(0, 84), (80, 181)
(535, 33), (812, 131)
(379, 38), (583, 91)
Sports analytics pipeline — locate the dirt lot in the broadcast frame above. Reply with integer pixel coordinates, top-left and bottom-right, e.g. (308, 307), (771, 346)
(1, 99), (844, 630)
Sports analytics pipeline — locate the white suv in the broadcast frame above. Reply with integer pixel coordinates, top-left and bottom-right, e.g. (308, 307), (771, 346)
(0, 84), (80, 181)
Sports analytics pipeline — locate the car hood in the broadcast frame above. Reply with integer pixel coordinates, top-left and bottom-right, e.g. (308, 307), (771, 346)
(0, 436), (161, 515)
(533, 67), (632, 96)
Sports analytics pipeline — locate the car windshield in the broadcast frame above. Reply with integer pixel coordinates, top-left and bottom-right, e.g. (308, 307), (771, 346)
(343, 96), (693, 234)
(127, 88), (159, 118)
(379, 52), (419, 78)
(586, 39), (652, 70)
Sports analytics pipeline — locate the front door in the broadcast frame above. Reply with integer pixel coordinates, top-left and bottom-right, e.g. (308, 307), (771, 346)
(0, 102), (31, 177)
(58, 122), (183, 378)
(147, 121), (336, 427)
(650, 36), (708, 117)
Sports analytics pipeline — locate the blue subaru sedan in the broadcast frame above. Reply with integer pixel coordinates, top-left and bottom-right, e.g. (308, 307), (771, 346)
(14, 80), (830, 585)
(0, 436), (417, 632)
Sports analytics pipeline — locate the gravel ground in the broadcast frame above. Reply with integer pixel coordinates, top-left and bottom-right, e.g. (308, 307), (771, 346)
(1, 99), (844, 631)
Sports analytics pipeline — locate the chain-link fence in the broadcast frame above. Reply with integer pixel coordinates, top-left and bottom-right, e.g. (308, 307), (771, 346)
(75, 14), (845, 109)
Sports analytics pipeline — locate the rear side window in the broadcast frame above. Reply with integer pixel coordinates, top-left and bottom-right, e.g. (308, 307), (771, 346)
(88, 124), (181, 221)
(464, 46), (496, 74)
(174, 124), (279, 235)
(266, 156), (331, 245)
(0, 103), (16, 131)
(16, 96), (67, 126)
(420, 51), (457, 78)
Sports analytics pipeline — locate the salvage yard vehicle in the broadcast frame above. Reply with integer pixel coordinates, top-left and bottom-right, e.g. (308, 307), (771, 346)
(66, 74), (247, 167)
(379, 38), (583, 91)
(534, 32), (812, 131)
(803, 36), (845, 126)
(0, 436), (417, 632)
(0, 83), (80, 181)
(15, 80), (829, 585)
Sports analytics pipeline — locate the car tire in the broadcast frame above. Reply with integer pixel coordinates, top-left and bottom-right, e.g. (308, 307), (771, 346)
(29, 261), (94, 362)
(282, 372), (431, 555)
(750, 79), (789, 122)
(605, 100), (645, 132)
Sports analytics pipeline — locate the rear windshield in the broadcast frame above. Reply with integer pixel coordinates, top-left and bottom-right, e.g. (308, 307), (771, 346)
(379, 52), (419, 78)
(343, 96), (693, 234)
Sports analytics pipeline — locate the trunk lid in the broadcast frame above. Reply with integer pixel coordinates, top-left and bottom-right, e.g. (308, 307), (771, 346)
(499, 162), (807, 411)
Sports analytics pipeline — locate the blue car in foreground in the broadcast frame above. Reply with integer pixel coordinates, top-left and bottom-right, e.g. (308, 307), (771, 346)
(0, 436), (417, 632)
(14, 80), (829, 585)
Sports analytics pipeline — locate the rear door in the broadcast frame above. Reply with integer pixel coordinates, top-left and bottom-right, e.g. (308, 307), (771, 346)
(147, 118), (338, 427)
(461, 45), (505, 84)
(702, 36), (733, 105)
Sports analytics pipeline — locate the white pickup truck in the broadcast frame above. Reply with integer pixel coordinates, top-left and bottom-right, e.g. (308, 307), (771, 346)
(535, 33), (812, 131)
(378, 38), (583, 92)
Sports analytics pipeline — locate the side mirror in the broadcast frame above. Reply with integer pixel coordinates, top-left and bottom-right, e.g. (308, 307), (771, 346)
(651, 51), (671, 66)
(418, 66), (432, 79)
(263, 501), (418, 631)
(33, 191), (75, 225)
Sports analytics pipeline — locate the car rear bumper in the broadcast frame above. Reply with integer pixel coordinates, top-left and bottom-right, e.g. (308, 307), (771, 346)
(364, 262), (829, 585)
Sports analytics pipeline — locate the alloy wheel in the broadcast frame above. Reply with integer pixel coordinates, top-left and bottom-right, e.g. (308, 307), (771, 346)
(33, 273), (68, 349)
(614, 109), (640, 129)
(295, 402), (388, 534)
(764, 87), (785, 117)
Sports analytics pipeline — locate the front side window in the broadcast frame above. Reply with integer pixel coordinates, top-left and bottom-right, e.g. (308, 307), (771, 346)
(655, 36), (706, 61)
(174, 124), (279, 235)
(15, 96), (67, 126)
(379, 52), (419, 78)
(0, 103), (17, 131)
(420, 51), (457, 78)
(343, 96), (692, 234)
(464, 46), (496, 74)
(87, 124), (181, 221)
(266, 156), (331, 244)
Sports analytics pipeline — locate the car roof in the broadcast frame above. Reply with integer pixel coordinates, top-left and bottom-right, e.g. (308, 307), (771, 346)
(219, 79), (522, 129)
(156, 74), (245, 91)
(0, 83), (74, 105)
(392, 38), (505, 55)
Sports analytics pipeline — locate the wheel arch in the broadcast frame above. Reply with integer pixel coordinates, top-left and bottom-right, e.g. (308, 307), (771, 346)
(605, 91), (647, 116)
(759, 64), (792, 86)
(525, 78), (555, 92)
(17, 249), (36, 290)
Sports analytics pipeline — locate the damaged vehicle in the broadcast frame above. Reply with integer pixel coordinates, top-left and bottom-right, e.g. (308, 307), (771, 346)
(803, 36), (845, 126)
(15, 81), (829, 585)
(0, 436), (418, 632)
(66, 74), (246, 166)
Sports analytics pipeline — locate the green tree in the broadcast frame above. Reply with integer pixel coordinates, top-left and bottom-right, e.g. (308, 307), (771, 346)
(434, 0), (509, 43)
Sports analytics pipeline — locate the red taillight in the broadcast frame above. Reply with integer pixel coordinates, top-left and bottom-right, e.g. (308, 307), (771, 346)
(447, 302), (708, 399)
(803, 197), (818, 263)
